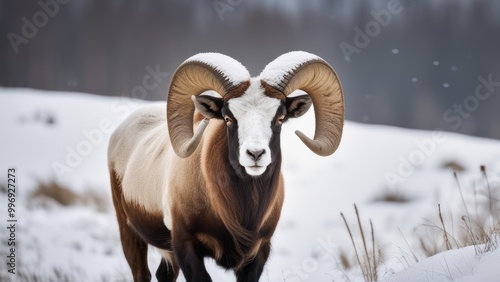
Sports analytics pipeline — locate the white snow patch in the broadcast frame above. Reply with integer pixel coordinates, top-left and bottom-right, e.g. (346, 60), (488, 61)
(259, 51), (323, 87)
(382, 246), (500, 282)
(184, 52), (250, 85)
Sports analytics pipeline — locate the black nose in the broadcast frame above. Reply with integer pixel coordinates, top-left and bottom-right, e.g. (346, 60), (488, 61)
(246, 149), (265, 161)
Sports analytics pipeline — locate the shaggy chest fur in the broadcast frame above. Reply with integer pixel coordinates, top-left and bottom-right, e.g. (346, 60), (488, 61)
(183, 121), (285, 269)
(192, 207), (274, 270)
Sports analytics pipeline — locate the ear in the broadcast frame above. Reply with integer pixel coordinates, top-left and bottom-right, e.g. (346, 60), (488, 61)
(192, 95), (224, 119)
(286, 95), (312, 119)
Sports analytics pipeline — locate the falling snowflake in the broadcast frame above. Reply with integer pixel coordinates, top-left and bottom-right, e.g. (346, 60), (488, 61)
(411, 77), (418, 83)
(433, 61), (440, 66)
(443, 82), (450, 88)
(391, 49), (399, 54)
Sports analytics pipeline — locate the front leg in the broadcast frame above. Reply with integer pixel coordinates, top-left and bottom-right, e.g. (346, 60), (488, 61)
(235, 242), (271, 282)
(172, 231), (212, 282)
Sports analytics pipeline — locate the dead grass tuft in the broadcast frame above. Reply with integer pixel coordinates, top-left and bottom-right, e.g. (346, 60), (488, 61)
(0, 183), (7, 194)
(339, 248), (353, 270)
(29, 179), (109, 212)
(31, 180), (81, 206)
(441, 160), (466, 172)
(415, 166), (499, 258)
(372, 188), (414, 204)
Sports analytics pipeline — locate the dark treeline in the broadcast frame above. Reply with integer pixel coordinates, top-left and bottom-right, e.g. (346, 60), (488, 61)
(1, 0), (499, 139)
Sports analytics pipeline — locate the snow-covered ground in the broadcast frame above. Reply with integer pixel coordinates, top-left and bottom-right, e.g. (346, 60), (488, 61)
(1, 88), (499, 281)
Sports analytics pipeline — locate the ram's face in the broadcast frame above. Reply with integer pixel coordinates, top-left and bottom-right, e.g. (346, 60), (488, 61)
(223, 80), (285, 176)
(193, 78), (312, 177)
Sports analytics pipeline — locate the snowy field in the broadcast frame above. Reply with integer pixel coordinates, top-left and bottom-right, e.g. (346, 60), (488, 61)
(1, 87), (499, 281)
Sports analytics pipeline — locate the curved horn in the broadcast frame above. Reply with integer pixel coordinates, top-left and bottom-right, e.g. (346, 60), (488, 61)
(260, 51), (344, 156)
(167, 53), (250, 158)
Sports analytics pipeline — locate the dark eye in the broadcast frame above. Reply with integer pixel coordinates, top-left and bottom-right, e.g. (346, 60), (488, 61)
(276, 115), (285, 125)
(224, 115), (233, 126)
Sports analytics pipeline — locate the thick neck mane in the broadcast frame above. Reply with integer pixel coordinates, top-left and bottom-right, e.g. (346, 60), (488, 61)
(200, 121), (282, 261)
(224, 154), (282, 231)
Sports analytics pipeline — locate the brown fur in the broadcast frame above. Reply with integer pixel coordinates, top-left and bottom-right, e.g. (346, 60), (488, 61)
(261, 80), (286, 101)
(110, 168), (153, 282)
(223, 81), (251, 101)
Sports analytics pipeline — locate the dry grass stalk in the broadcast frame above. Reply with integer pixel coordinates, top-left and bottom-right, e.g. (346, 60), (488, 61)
(341, 204), (380, 282)
(480, 165), (496, 229)
(399, 227), (419, 262)
(341, 211), (365, 280)
(438, 204), (452, 250)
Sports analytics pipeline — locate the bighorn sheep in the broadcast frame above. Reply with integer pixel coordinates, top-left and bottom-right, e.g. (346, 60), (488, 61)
(108, 51), (344, 282)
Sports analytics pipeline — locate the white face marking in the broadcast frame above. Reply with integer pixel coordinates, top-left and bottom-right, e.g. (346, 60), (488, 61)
(228, 78), (281, 176)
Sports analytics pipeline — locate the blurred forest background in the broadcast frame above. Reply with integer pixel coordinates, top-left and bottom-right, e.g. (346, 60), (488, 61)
(1, 0), (500, 139)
